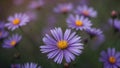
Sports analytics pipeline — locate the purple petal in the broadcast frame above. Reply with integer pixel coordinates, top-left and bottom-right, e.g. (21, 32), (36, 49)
(64, 50), (75, 63)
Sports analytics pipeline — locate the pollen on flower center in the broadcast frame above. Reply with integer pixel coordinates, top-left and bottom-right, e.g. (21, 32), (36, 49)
(10, 40), (17, 46)
(75, 20), (83, 26)
(13, 18), (20, 25)
(109, 56), (116, 64)
(83, 10), (89, 16)
(57, 40), (68, 49)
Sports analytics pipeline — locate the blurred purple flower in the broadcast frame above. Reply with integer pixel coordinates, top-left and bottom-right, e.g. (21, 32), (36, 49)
(80, 0), (89, 5)
(11, 64), (21, 68)
(13, 0), (24, 6)
(40, 27), (83, 64)
(85, 28), (104, 39)
(25, 11), (37, 21)
(53, 3), (73, 14)
(66, 14), (92, 31)
(2, 34), (22, 48)
(42, 15), (56, 36)
(0, 22), (9, 39)
(5, 13), (30, 31)
(41, 27), (52, 37)
(74, 5), (97, 18)
(22, 62), (41, 68)
(0, 29), (9, 40)
(46, 15), (56, 26)
(108, 18), (120, 31)
(0, 22), (5, 29)
(85, 28), (105, 49)
(28, 0), (44, 10)
(99, 48), (120, 68)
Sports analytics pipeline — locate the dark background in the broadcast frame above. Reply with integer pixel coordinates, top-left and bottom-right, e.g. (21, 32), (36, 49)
(0, 0), (120, 68)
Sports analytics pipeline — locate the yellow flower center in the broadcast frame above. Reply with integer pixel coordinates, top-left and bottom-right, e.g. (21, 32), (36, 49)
(10, 40), (17, 46)
(75, 20), (83, 26)
(57, 40), (68, 49)
(13, 18), (20, 25)
(83, 10), (89, 16)
(109, 56), (116, 64)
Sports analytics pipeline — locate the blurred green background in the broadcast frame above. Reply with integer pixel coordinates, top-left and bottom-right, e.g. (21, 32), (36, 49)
(0, 0), (120, 68)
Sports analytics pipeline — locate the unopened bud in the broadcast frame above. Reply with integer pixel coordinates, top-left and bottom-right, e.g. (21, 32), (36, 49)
(111, 10), (118, 19)
(64, 63), (69, 68)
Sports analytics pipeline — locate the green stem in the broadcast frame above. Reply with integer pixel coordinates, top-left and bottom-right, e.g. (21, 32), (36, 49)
(28, 24), (33, 31)
(11, 46), (20, 63)
(19, 27), (39, 47)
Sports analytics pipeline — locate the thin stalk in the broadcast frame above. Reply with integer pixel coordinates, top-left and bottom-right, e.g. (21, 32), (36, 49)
(19, 27), (37, 46)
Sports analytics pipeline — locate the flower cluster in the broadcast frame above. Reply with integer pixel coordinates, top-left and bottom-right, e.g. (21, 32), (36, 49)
(0, 0), (120, 68)
(0, 13), (30, 49)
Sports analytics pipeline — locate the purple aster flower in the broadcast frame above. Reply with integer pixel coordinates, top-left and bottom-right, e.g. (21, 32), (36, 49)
(85, 28), (105, 49)
(5, 13), (30, 31)
(66, 14), (92, 31)
(11, 64), (21, 68)
(2, 34), (22, 48)
(53, 3), (73, 14)
(22, 62), (41, 68)
(108, 18), (120, 31)
(28, 0), (44, 10)
(74, 5), (97, 18)
(0, 29), (9, 40)
(99, 48), (120, 68)
(40, 27), (84, 64)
